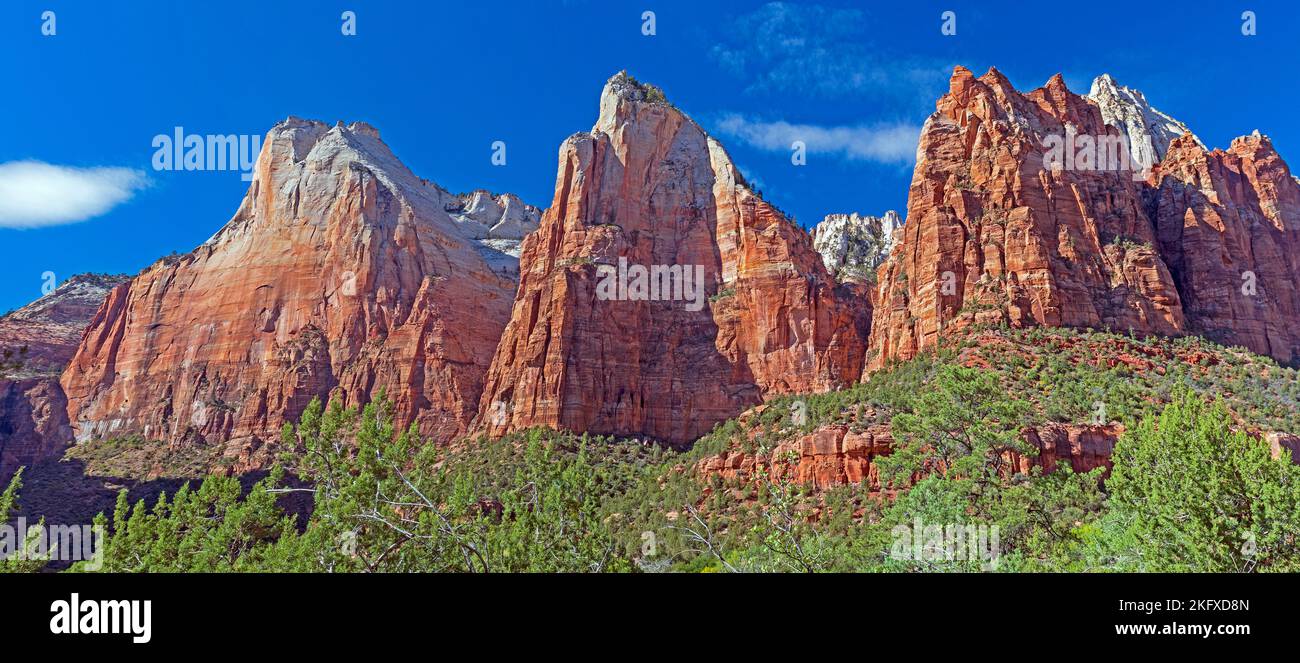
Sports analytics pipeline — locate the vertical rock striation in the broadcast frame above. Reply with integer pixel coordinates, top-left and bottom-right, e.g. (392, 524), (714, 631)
(477, 72), (872, 444)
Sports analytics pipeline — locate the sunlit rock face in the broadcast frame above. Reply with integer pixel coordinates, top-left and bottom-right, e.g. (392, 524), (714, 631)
(812, 211), (901, 283)
(61, 118), (523, 461)
(870, 67), (1300, 370)
(477, 72), (872, 444)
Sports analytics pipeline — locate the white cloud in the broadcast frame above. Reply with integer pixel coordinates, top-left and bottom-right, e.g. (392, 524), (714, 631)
(715, 114), (920, 164)
(0, 161), (148, 228)
(710, 2), (950, 106)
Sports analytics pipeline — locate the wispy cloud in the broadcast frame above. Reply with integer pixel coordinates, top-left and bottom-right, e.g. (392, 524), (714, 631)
(715, 114), (920, 164)
(0, 161), (148, 229)
(710, 2), (949, 104)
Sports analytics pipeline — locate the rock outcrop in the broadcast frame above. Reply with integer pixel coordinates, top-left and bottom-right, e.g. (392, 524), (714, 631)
(1150, 133), (1300, 364)
(868, 67), (1300, 370)
(811, 211), (901, 283)
(699, 424), (895, 491)
(869, 67), (1187, 369)
(60, 119), (525, 460)
(445, 190), (542, 271)
(476, 72), (873, 444)
(697, 420), (1121, 492)
(1268, 432), (1300, 464)
(1, 274), (126, 481)
(1087, 73), (1202, 172)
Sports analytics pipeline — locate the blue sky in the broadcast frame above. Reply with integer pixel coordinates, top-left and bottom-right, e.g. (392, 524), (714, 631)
(1, 0), (1297, 312)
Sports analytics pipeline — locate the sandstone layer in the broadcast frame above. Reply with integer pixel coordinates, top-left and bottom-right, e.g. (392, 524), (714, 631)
(1150, 133), (1300, 364)
(811, 211), (901, 283)
(697, 420), (1122, 493)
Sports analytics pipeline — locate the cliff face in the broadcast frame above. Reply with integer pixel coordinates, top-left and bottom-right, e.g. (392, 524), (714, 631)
(0, 274), (126, 481)
(869, 67), (1187, 369)
(1087, 73), (1202, 171)
(697, 419), (1120, 493)
(867, 67), (1300, 370)
(60, 119), (523, 459)
(1150, 133), (1300, 364)
(476, 73), (872, 444)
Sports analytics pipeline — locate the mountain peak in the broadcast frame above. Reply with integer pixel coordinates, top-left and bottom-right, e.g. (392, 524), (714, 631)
(596, 71), (676, 135)
(1087, 73), (1202, 168)
(602, 70), (670, 105)
(811, 211), (902, 283)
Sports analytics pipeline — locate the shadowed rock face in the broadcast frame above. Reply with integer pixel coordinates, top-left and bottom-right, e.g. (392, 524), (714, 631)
(1150, 133), (1300, 364)
(476, 72), (872, 444)
(1, 274), (126, 481)
(869, 66), (1300, 370)
(60, 119), (522, 459)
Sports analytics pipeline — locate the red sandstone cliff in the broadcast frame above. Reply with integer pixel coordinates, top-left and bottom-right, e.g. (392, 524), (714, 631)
(59, 119), (522, 459)
(1150, 133), (1300, 363)
(869, 67), (1300, 370)
(869, 67), (1185, 369)
(697, 417), (1120, 493)
(476, 72), (872, 444)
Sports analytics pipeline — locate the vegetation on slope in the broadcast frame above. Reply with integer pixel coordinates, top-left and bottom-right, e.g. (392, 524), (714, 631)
(2, 327), (1297, 573)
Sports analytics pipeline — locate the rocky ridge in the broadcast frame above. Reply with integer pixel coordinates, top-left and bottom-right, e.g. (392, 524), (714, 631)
(1, 274), (126, 481)
(811, 211), (902, 283)
(868, 67), (1300, 370)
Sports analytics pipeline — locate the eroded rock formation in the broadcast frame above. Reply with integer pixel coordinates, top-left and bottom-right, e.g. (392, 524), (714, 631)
(811, 211), (901, 283)
(869, 66), (1300, 369)
(60, 119), (525, 460)
(697, 420), (1122, 492)
(476, 72), (873, 443)
(1150, 133), (1300, 364)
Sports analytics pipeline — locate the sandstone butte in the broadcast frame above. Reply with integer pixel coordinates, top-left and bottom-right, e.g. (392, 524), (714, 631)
(59, 119), (526, 465)
(476, 72), (873, 444)
(0, 274), (126, 482)
(869, 66), (1300, 370)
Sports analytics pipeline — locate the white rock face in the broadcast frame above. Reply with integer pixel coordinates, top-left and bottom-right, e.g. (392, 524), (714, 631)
(444, 190), (542, 257)
(221, 117), (541, 276)
(811, 210), (901, 282)
(1087, 74), (1204, 171)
